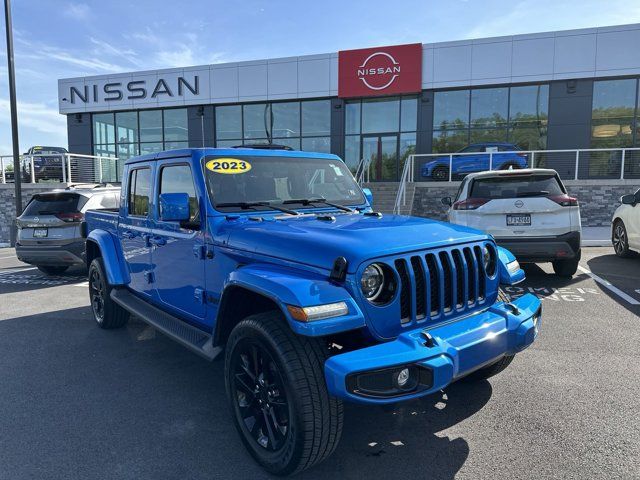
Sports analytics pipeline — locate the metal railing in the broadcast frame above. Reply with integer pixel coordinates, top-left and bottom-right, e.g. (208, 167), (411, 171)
(354, 157), (371, 185)
(0, 153), (121, 185)
(394, 147), (640, 214)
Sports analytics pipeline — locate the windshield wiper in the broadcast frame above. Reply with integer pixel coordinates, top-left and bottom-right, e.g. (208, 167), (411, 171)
(215, 201), (299, 215)
(282, 197), (355, 213)
(516, 191), (550, 197)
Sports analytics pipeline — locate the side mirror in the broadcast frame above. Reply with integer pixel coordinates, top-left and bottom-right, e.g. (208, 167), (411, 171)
(621, 194), (636, 206)
(159, 192), (190, 221)
(441, 196), (452, 207)
(362, 188), (374, 206)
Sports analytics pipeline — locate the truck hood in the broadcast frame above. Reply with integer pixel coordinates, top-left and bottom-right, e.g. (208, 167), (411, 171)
(220, 213), (490, 272)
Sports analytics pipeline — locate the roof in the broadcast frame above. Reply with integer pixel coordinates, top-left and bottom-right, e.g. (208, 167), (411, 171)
(124, 147), (342, 165)
(463, 168), (559, 180)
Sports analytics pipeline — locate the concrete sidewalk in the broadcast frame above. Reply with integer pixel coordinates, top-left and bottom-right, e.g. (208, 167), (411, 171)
(582, 226), (610, 247)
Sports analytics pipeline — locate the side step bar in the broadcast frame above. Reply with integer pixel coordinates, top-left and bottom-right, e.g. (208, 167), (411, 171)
(111, 288), (222, 361)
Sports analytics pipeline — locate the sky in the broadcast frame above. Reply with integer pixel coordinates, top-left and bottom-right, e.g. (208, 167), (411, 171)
(1, 0), (639, 154)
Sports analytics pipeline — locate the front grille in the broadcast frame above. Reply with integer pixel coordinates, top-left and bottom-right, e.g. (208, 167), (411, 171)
(392, 244), (490, 327)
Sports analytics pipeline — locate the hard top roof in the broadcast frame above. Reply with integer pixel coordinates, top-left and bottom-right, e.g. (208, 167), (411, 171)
(125, 147), (342, 165)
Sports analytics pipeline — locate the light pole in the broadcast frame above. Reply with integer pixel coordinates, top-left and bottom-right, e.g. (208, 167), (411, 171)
(4, 0), (22, 238)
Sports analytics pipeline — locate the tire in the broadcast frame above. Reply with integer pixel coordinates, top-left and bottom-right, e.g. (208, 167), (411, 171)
(432, 166), (449, 181)
(225, 311), (343, 476)
(552, 254), (580, 278)
(88, 257), (129, 329)
(37, 265), (69, 276)
(612, 220), (632, 258)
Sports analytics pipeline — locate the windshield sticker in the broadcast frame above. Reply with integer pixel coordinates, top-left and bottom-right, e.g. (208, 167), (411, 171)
(330, 164), (344, 176)
(205, 158), (252, 174)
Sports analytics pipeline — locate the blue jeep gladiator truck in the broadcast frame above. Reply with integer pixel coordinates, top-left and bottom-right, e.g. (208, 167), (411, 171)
(84, 146), (542, 475)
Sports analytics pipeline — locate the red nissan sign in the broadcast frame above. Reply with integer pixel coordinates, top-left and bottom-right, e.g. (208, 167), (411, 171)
(338, 43), (422, 98)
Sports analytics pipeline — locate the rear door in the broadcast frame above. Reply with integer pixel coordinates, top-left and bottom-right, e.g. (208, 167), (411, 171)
(461, 173), (578, 238)
(151, 161), (207, 324)
(17, 193), (87, 246)
(119, 166), (153, 297)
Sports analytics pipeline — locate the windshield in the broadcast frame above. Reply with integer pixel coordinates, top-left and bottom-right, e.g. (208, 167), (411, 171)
(31, 147), (67, 155)
(203, 155), (365, 212)
(469, 174), (564, 199)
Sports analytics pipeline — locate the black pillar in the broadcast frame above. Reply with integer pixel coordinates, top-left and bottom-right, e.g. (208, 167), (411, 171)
(330, 98), (345, 158)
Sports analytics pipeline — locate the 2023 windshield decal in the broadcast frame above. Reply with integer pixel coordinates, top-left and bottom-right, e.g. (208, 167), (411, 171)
(205, 158), (252, 174)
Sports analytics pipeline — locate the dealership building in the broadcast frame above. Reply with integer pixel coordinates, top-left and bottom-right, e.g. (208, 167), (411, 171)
(58, 23), (640, 182)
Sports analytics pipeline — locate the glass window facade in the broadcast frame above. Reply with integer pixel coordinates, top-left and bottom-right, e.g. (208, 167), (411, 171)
(344, 96), (418, 180)
(214, 99), (331, 153)
(433, 84), (549, 153)
(93, 108), (188, 162)
(591, 78), (639, 148)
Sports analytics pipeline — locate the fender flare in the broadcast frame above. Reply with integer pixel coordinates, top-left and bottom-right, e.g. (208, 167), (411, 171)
(86, 230), (130, 286)
(218, 264), (365, 337)
(496, 245), (525, 285)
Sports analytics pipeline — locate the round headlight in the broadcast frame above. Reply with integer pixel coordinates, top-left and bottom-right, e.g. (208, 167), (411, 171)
(482, 245), (497, 277)
(361, 264), (384, 300)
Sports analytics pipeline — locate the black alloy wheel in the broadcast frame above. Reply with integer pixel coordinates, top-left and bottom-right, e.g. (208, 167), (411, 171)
(230, 338), (290, 452)
(613, 221), (631, 258)
(89, 264), (106, 324)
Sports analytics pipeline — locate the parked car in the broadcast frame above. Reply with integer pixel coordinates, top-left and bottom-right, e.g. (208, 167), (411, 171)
(15, 183), (121, 275)
(442, 168), (582, 277)
(611, 188), (640, 257)
(84, 146), (542, 475)
(21, 146), (68, 182)
(421, 142), (528, 181)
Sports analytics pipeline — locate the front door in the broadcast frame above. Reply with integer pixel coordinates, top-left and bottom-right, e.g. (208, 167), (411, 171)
(119, 166), (153, 298)
(362, 134), (399, 181)
(151, 161), (207, 325)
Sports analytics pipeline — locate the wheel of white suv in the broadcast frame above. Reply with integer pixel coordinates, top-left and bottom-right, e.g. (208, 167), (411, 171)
(612, 220), (632, 258)
(88, 258), (129, 329)
(552, 251), (581, 278)
(224, 311), (343, 475)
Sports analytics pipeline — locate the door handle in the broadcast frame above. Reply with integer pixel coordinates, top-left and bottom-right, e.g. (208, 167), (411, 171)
(149, 236), (166, 247)
(122, 230), (135, 239)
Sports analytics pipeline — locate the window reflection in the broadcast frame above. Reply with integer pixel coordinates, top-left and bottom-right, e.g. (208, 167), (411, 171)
(362, 97), (400, 133)
(163, 109), (188, 142)
(591, 79), (638, 149)
(93, 113), (115, 145)
(216, 105), (242, 140)
(139, 110), (163, 143)
(434, 90), (469, 130)
(471, 88), (508, 127)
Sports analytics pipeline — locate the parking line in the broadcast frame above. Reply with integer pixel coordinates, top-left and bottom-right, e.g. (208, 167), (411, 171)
(577, 266), (640, 305)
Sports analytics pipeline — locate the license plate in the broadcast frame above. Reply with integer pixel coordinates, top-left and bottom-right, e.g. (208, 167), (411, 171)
(33, 228), (48, 238)
(506, 214), (531, 226)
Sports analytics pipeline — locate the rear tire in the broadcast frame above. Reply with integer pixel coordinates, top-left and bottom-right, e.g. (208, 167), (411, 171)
(612, 220), (632, 258)
(225, 311), (343, 476)
(552, 255), (580, 278)
(432, 166), (449, 181)
(37, 265), (68, 276)
(88, 258), (129, 329)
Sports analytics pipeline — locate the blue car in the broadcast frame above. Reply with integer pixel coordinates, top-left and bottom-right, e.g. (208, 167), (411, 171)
(84, 146), (541, 475)
(422, 142), (529, 181)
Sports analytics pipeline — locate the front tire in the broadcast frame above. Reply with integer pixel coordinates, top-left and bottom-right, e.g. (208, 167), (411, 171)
(225, 311), (343, 476)
(613, 220), (632, 258)
(37, 265), (68, 276)
(88, 258), (129, 329)
(432, 166), (449, 181)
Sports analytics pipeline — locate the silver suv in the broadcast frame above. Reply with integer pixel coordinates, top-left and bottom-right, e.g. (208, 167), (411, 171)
(16, 183), (120, 275)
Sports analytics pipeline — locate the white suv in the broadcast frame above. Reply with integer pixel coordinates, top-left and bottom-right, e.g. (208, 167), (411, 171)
(611, 188), (640, 257)
(442, 169), (582, 277)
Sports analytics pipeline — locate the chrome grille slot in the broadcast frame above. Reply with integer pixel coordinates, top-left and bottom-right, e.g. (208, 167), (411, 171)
(425, 253), (440, 316)
(438, 251), (453, 312)
(395, 259), (411, 323)
(410, 256), (426, 320)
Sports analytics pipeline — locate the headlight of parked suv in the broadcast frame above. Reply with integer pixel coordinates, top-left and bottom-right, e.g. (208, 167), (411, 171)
(360, 263), (396, 305)
(482, 244), (497, 278)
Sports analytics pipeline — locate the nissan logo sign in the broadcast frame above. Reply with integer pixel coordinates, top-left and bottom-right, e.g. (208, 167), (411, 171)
(515, 200), (524, 208)
(357, 52), (401, 91)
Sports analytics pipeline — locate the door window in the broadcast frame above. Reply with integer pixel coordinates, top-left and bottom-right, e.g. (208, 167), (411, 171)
(128, 168), (151, 217)
(159, 164), (200, 226)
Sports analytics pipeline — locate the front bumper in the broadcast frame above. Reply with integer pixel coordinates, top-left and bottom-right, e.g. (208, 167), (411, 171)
(325, 293), (541, 404)
(16, 240), (85, 266)
(495, 231), (581, 262)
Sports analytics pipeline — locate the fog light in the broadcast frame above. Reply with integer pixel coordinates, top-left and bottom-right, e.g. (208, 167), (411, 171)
(396, 368), (410, 387)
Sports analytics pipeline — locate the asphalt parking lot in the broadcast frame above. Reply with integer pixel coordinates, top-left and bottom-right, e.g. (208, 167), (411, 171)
(0, 247), (639, 480)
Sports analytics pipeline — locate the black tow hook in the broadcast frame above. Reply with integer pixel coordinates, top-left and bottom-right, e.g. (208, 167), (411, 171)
(421, 331), (436, 348)
(504, 303), (521, 315)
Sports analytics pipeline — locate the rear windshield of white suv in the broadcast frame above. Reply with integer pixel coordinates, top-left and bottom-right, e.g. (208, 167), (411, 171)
(469, 174), (564, 199)
(22, 193), (87, 216)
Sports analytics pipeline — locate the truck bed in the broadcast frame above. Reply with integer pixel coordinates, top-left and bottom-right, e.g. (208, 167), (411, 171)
(85, 209), (119, 236)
